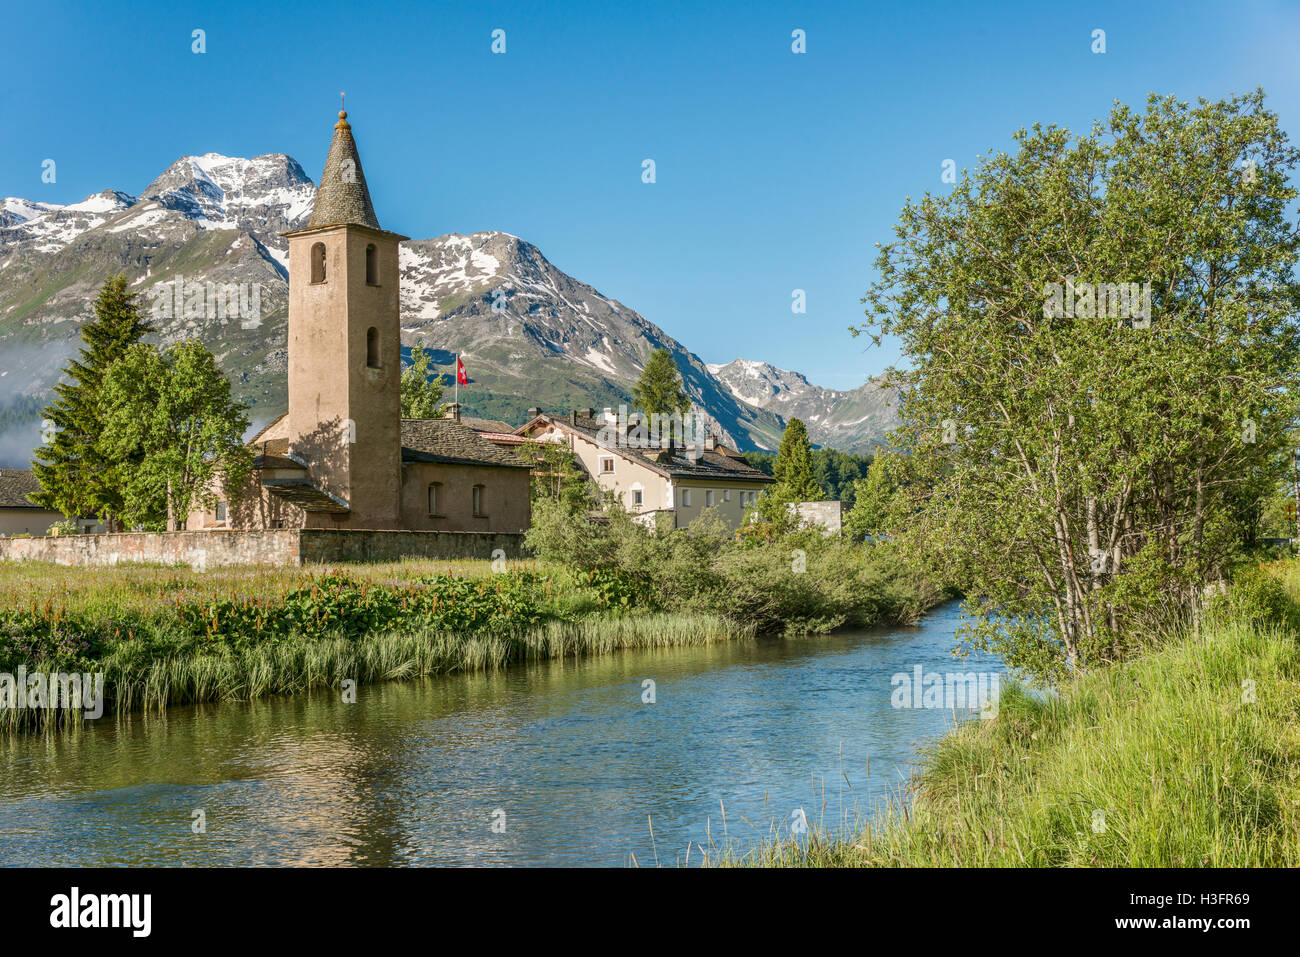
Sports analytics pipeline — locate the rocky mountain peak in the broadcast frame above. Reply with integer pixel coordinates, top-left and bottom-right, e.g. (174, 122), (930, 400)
(138, 153), (315, 247)
(0, 153), (898, 463)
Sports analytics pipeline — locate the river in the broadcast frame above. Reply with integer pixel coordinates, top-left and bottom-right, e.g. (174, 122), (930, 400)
(0, 601), (1003, 866)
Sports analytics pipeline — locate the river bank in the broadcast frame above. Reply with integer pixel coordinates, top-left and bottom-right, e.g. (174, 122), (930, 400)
(0, 539), (943, 730)
(725, 562), (1300, 867)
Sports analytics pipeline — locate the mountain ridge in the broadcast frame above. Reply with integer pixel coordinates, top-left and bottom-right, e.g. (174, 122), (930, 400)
(0, 152), (897, 465)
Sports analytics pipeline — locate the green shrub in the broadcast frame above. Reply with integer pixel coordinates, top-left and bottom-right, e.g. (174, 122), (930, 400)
(1208, 565), (1293, 630)
(181, 571), (546, 645)
(0, 613), (103, 671)
(525, 498), (942, 635)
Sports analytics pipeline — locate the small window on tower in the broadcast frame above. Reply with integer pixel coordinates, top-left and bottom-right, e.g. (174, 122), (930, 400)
(366, 327), (380, 368)
(310, 242), (326, 284)
(366, 244), (378, 285)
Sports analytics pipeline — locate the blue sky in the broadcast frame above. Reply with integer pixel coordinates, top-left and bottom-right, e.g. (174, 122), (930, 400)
(3, 0), (1299, 389)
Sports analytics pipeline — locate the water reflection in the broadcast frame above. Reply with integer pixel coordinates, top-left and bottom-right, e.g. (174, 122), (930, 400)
(0, 602), (1002, 866)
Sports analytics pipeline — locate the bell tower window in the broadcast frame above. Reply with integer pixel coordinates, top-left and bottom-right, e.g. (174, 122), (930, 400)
(366, 244), (379, 285)
(310, 242), (327, 284)
(366, 327), (380, 368)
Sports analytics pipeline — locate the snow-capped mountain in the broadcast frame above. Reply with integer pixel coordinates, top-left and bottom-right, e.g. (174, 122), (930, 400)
(0, 152), (896, 465)
(708, 358), (898, 453)
(394, 231), (789, 447)
(0, 190), (136, 253)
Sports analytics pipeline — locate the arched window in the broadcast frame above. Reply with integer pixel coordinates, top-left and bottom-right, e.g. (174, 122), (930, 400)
(310, 242), (326, 284)
(365, 244), (378, 285)
(366, 327), (380, 368)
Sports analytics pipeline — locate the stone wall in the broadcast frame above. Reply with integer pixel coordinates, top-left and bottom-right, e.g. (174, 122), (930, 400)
(0, 528), (526, 568)
(297, 529), (526, 564)
(789, 500), (846, 535)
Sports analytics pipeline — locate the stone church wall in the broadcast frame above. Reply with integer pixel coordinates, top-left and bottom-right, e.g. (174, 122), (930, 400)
(0, 528), (525, 569)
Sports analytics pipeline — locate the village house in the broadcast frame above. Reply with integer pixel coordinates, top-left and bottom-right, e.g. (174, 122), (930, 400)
(0, 469), (103, 536)
(515, 408), (774, 528)
(187, 110), (532, 535)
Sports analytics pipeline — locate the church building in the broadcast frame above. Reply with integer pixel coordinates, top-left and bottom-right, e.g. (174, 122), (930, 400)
(189, 109), (532, 535)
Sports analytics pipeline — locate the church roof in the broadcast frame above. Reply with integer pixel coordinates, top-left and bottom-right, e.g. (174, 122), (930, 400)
(461, 416), (516, 434)
(401, 418), (533, 469)
(306, 110), (381, 230)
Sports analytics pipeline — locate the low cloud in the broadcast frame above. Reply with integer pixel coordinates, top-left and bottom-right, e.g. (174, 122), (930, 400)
(0, 418), (42, 469)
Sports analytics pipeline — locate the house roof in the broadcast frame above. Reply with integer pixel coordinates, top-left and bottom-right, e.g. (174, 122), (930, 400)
(517, 414), (775, 484)
(401, 418), (532, 469)
(0, 469), (45, 508)
(251, 437), (306, 472)
(248, 413), (288, 446)
(461, 415), (516, 434)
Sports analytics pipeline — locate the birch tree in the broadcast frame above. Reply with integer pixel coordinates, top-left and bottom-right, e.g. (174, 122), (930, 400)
(857, 91), (1300, 678)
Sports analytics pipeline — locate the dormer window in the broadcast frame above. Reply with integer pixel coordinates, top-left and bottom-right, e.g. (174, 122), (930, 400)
(366, 244), (379, 285)
(310, 242), (327, 284)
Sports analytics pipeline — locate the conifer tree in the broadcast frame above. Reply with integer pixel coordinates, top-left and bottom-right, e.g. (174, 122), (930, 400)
(31, 276), (153, 522)
(771, 418), (822, 502)
(632, 348), (691, 416)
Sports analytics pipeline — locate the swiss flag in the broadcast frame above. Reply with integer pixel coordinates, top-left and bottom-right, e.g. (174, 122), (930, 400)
(456, 357), (468, 385)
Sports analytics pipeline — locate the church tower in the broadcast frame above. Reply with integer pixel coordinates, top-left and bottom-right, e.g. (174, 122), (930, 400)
(282, 109), (408, 528)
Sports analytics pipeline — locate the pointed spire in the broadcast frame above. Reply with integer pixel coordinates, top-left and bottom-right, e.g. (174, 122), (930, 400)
(307, 106), (380, 230)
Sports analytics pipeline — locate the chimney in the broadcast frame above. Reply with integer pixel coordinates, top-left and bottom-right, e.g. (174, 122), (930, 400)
(580, 407), (595, 419)
(446, 402), (461, 422)
(527, 407), (542, 420)
(569, 410), (578, 426)
(705, 434), (717, 452)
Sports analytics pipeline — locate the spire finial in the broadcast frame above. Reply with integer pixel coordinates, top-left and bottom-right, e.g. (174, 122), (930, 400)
(336, 92), (350, 130)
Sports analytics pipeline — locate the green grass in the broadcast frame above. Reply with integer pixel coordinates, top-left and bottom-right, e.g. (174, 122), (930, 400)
(721, 571), (1300, 867)
(0, 558), (755, 730)
(96, 611), (750, 726)
(0, 556), (544, 620)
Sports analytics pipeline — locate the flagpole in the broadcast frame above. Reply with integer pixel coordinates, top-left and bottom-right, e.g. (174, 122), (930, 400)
(454, 352), (458, 406)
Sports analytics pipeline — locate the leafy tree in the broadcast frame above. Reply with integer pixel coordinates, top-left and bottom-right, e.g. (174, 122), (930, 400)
(31, 276), (153, 523)
(518, 438), (593, 514)
(771, 418), (822, 502)
(401, 344), (446, 418)
(97, 341), (252, 531)
(855, 91), (1300, 678)
(633, 349), (691, 416)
